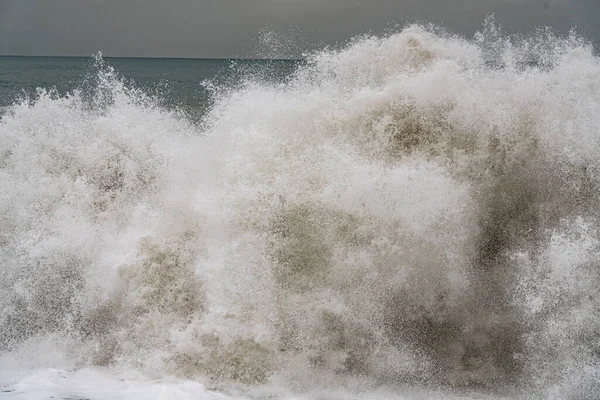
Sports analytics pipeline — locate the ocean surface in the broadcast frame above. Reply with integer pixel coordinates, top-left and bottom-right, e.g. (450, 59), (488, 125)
(0, 56), (299, 121)
(1, 20), (600, 399)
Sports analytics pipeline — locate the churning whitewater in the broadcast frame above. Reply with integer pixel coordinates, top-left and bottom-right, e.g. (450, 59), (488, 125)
(1, 21), (600, 399)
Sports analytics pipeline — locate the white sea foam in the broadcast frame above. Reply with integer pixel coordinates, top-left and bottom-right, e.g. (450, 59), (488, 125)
(1, 19), (599, 399)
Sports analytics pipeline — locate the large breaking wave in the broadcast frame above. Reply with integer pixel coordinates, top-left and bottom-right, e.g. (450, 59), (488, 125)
(1, 19), (599, 399)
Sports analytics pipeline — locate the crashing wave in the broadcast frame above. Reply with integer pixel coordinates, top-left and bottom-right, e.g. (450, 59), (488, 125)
(1, 20), (599, 399)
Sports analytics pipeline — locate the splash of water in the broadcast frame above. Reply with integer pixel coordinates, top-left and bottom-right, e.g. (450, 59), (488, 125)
(1, 21), (600, 398)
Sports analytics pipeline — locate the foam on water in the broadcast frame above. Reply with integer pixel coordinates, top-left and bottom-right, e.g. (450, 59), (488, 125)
(1, 19), (600, 399)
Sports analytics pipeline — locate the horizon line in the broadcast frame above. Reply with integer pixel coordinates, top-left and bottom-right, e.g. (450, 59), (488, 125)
(0, 54), (304, 61)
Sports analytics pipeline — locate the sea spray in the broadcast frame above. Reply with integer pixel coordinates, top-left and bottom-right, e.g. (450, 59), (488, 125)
(1, 20), (599, 398)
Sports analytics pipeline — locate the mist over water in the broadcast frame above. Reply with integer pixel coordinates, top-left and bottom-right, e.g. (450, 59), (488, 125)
(1, 19), (600, 399)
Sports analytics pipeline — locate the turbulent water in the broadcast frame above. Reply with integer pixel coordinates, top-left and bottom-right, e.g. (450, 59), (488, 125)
(1, 20), (600, 399)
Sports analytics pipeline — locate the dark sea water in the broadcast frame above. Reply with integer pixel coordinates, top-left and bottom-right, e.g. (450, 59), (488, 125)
(1, 21), (600, 400)
(0, 56), (299, 118)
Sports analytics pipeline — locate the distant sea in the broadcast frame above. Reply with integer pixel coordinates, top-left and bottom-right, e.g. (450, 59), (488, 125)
(0, 56), (299, 119)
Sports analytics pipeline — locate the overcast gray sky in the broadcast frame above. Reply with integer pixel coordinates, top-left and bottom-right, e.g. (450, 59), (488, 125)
(0, 0), (597, 58)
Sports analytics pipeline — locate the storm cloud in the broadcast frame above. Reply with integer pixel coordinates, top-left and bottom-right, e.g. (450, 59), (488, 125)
(0, 0), (597, 58)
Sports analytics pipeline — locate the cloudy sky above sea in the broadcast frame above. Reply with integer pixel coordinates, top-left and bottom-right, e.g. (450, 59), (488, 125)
(0, 0), (597, 58)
